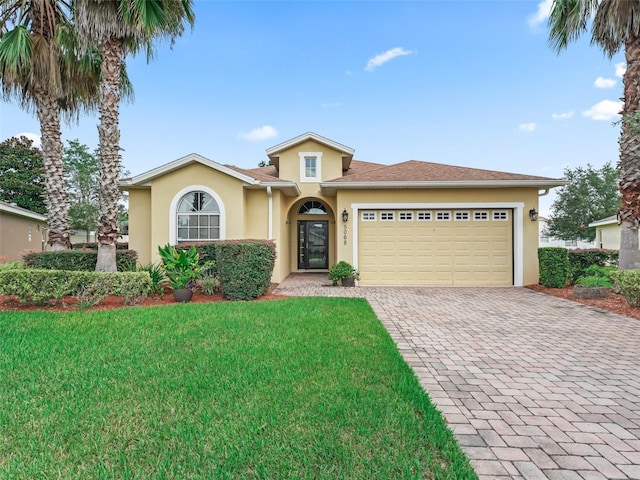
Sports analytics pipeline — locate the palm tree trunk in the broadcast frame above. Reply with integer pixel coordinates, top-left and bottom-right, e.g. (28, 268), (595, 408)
(34, 88), (71, 251)
(95, 36), (124, 272)
(618, 33), (640, 270)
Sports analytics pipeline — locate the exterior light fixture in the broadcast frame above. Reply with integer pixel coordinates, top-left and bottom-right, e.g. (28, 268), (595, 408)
(529, 208), (538, 222)
(342, 209), (349, 222)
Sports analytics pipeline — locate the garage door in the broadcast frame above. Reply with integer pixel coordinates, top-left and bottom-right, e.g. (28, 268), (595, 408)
(358, 209), (513, 286)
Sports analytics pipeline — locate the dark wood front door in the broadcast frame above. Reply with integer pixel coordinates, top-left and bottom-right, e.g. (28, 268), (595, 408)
(298, 220), (328, 269)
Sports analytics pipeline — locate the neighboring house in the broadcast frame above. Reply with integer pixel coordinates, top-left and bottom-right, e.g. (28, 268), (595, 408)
(538, 216), (595, 249)
(121, 132), (564, 286)
(0, 200), (46, 261)
(589, 215), (628, 249)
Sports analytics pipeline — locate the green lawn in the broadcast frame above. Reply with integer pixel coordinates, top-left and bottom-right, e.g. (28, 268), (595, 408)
(0, 297), (476, 479)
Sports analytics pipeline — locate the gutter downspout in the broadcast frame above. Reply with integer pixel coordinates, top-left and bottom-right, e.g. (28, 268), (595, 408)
(267, 186), (273, 240)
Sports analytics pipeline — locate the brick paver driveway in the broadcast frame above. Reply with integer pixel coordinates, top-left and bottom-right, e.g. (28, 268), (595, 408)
(274, 275), (640, 479)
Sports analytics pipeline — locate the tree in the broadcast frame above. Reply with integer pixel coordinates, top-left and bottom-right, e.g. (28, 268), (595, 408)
(0, 0), (100, 250)
(0, 136), (45, 213)
(546, 162), (619, 242)
(74, 0), (195, 271)
(548, 0), (640, 268)
(62, 139), (129, 243)
(63, 139), (99, 241)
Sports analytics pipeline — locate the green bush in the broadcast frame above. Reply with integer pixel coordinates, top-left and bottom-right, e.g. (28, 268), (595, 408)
(215, 240), (276, 300)
(0, 260), (24, 270)
(575, 276), (612, 288)
(128, 263), (165, 295)
(568, 249), (619, 282)
(538, 247), (570, 288)
(610, 270), (640, 307)
(174, 242), (217, 274)
(328, 261), (359, 286)
(72, 242), (129, 250)
(22, 250), (138, 271)
(0, 270), (149, 306)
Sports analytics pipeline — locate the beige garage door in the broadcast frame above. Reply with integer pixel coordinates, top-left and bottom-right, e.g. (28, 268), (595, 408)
(358, 209), (513, 286)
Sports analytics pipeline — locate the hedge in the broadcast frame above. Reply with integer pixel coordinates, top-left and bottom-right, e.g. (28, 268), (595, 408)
(568, 249), (619, 283)
(538, 247), (570, 288)
(22, 250), (138, 272)
(72, 242), (129, 250)
(215, 240), (276, 300)
(0, 269), (150, 306)
(610, 270), (640, 307)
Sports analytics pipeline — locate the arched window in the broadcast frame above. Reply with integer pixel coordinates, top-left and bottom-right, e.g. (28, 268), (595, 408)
(176, 191), (220, 241)
(299, 200), (327, 215)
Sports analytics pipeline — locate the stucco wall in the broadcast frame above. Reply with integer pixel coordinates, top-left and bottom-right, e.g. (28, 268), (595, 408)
(596, 224), (625, 250)
(128, 188), (152, 265)
(0, 212), (46, 260)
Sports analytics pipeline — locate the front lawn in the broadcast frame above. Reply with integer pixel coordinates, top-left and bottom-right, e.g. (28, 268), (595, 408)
(0, 297), (475, 479)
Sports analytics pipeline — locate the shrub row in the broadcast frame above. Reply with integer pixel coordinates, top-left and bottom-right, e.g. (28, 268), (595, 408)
(0, 269), (150, 306)
(72, 242), (129, 250)
(610, 270), (640, 307)
(538, 247), (619, 287)
(177, 240), (276, 300)
(22, 250), (138, 272)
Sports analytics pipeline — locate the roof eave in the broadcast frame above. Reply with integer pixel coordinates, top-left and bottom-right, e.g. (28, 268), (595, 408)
(246, 182), (301, 196)
(0, 203), (47, 222)
(320, 179), (567, 195)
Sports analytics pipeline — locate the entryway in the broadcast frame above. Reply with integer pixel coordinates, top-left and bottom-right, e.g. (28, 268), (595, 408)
(297, 220), (328, 269)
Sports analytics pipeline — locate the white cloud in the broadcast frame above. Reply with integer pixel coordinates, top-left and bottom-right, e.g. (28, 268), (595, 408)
(582, 100), (623, 121)
(237, 125), (278, 142)
(16, 132), (41, 148)
(551, 111), (575, 120)
(528, 0), (553, 27)
(519, 123), (537, 132)
(615, 62), (626, 78)
(365, 47), (414, 72)
(594, 77), (616, 89)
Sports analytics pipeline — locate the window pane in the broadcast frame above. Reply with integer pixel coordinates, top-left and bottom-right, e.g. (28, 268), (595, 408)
(201, 216), (209, 227)
(178, 215), (189, 227)
(210, 215), (219, 227)
(178, 227), (188, 239)
(188, 216), (198, 227)
(199, 227), (208, 238)
(305, 157), (316, 177)
(189, 227), (198, 239)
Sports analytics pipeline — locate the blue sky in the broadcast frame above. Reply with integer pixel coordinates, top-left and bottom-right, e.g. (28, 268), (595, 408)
(0, 0), (625, 215)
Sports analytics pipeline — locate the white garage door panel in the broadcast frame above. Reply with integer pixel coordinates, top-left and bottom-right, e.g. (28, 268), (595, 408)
(358, 209), (513, 286)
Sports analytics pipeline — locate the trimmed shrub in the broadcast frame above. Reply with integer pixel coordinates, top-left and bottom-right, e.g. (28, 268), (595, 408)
(538, 247), (570, 288)
(0, 269), (149, 306)
(610, 270), (640, 307)
(215, 240), (276, 300)
(22, 250), (138, 272)
(568, 249), (619, 283)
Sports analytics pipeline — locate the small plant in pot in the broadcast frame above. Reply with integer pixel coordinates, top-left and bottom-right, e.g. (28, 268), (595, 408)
(158, 244), (201, 302)
(328, 260), (359, 287)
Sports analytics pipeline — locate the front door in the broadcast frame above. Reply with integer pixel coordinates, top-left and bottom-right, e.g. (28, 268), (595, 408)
(298, 220), (328, 269)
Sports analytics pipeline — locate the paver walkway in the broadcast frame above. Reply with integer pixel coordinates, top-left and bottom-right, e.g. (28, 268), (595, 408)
(274, 274), (640, 480)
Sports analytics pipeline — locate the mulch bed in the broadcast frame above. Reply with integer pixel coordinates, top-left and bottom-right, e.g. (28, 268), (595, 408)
(525, 284), (640, 321)
(0, 286), (288, 313)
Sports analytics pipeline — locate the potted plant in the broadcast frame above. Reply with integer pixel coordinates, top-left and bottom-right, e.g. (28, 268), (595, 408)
(158, 244), (201, 302)
(328, 260), (359, 287)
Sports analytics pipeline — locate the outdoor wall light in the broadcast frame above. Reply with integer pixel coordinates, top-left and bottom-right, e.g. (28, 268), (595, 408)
(342, 209), (349, 222)
(529, 208), (538, 222)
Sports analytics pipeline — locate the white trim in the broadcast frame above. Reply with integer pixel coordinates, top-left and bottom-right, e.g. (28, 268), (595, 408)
(299, 152), (322, 183)
(0, 202), (47, 222)
(588, 215), (618, 228)
(267, 186), (273, 240)
(266, 131), (354, 157)
(169, 185), (226, 245)
(126, 153), (258, 186)
(350, 202), (525, 286)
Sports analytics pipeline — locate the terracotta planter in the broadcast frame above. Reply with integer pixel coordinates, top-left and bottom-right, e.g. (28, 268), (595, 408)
(173, 288), (193, 303)
(341, 278), (356, 287)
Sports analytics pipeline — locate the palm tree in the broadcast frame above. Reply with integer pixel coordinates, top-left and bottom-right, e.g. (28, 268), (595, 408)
(548, 0), (640, 269)
(74, 0), (194, 272)
(0, 0), (98, 251)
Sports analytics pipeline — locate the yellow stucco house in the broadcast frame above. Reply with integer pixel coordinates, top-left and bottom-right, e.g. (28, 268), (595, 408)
(121, 132), (564, 286)
(0, 200), (46, 261)
(589, 215), (633, 249)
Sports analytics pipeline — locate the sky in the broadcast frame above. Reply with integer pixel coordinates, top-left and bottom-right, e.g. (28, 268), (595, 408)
(0, 0), (626, 216)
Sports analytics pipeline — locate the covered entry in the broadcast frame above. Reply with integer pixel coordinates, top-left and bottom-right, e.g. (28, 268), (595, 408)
(357, 207), (514, 286)
(293, 199), (333, 270)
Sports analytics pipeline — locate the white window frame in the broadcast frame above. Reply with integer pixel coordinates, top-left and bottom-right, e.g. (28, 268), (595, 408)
(455, 211), (470, 221)
(361, 211), (376, 222)
(299, 152), (323, 183)
(474, 211), (489, 221)
(417, 211), (432, 221)
(169, 185), (226, 245)
(435, 211), (451, 221)
(398, 211), (413, 221)
(380, 211), (395, 221)
(350, 202), (525, 286)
